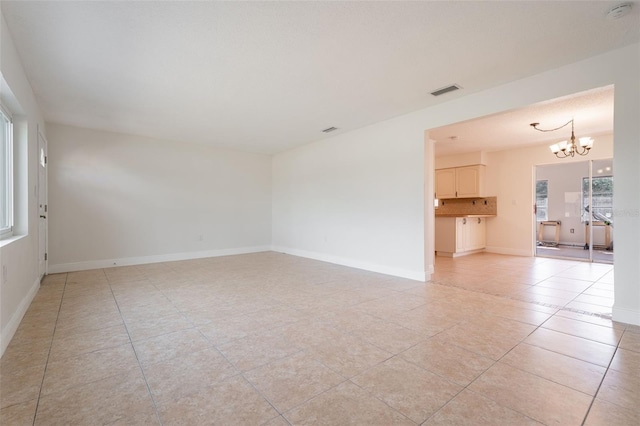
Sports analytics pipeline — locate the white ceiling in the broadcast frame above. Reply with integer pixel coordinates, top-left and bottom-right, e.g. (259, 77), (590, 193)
(1, 1), (638, 154)
(430, 85), (615, 157)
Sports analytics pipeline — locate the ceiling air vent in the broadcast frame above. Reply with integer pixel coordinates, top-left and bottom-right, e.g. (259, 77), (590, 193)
(322, 126), (338, 133)
(430, 84), (462, 97)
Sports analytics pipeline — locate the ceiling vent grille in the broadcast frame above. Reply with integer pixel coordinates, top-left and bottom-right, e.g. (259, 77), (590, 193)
(430, 84), (461, 97)
(322, 127), (338, 133)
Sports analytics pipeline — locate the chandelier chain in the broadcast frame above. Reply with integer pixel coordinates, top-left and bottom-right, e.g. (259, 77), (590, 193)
(530, 119), (573, 132)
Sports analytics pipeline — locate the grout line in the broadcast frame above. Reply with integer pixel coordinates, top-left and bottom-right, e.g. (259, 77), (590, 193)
(240, 372), (287, 419)
(580, 343), (620, 425)
(429, 277), (613, 320)
(32, 273), (69, 426)
(345, 376), (418, 424)
(103, 268), (164, 426)
(181, 305), (288, 420)
(417, 305), (580, 424)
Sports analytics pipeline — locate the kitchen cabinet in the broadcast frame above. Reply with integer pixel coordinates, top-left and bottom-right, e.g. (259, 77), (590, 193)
(466, 216), (487, 251)
(435, 168), (457, 199)
(435, 165), (486, 199)
(435, 216), (487, 257)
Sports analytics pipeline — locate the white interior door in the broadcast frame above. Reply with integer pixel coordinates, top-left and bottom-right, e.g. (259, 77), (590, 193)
(38, 128), (48, 279)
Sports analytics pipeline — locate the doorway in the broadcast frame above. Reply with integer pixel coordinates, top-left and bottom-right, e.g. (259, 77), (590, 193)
(535, 159), (613, 264)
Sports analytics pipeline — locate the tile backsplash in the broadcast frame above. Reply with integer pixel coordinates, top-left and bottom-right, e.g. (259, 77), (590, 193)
(435, 196), (497, 216)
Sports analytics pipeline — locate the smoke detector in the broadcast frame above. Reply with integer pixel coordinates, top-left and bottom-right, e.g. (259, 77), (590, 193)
(606, 3), (632, 20)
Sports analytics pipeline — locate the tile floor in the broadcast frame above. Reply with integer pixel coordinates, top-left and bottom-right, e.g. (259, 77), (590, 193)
(1, 252), (638, 425)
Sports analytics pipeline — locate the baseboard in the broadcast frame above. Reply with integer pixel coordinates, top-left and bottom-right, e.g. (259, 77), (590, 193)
(0, 276), (40, 358)
(555, 242), (588, 248)
(436, 248), (485, 258)
(272, 245), (427, 282)
(47, 245), (272, 274)
(484, 246), (532, 257)
(613, 305), (640, 327)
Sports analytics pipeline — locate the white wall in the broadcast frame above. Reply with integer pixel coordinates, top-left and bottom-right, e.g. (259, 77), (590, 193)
(0, 12), (47, 355)
(273, 43), (639, 325)
(485, 134), (613, 255)
(272, 119), (426, 280)
(46, 124), (272, 272)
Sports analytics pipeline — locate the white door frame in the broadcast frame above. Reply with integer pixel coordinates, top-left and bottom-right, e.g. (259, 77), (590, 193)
(38, 126), (48, 279)
(533, 160), (607, 263)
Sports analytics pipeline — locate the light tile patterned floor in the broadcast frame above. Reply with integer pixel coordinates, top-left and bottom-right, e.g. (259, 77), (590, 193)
(1, 252), (638, 425)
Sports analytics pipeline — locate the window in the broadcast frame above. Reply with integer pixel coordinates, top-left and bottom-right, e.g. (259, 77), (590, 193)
(535, 180), (548, 221)
(583, 176), (613, 223)
(0, 106), (13, 237)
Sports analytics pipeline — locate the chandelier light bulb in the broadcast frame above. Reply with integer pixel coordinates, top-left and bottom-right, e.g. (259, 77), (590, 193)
(579, 137), (593, 148)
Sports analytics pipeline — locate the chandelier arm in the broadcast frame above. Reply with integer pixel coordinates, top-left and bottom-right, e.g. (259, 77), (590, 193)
(576, 146), (591, 156)
(554, 149), (572, 158)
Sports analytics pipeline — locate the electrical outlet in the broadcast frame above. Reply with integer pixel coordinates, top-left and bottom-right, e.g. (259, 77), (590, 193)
(570, 228), (575, 233)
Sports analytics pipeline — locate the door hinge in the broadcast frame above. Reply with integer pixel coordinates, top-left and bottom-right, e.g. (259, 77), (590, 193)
(44, 253), (48, 261)
(45, 204), (48, 213)
(45, 156), (47, 164)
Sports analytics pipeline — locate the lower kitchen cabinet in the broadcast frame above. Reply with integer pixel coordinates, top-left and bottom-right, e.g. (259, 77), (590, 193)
(435, 216), (487, 257)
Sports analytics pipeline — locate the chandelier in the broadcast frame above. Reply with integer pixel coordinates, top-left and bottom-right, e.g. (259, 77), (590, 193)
(530, 119), (594, 158)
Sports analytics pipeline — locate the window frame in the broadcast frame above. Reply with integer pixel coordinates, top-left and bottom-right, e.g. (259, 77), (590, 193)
(0, 104), (13, 238)
(582, 175), (613, 223)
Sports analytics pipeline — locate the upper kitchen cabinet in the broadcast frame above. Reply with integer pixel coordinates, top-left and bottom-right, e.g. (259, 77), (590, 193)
(435, 165), (486, 199)
(435, 168), (457, 199)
